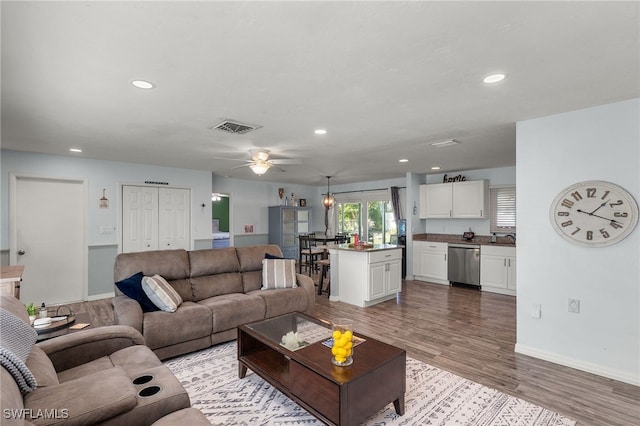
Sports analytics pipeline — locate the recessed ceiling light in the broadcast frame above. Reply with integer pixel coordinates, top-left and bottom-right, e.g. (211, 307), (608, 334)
(314, 129), (327, 135)
(399, 159), (409, 163)
(430, 139), (460, 148)
(69, 148), (82, 153)
(483, 73), (506, 84)
(431, 166), (441, 170)
(131, 80), (154, 89)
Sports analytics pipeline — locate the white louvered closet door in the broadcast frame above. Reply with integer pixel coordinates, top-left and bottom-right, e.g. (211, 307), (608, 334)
(122, 185), (159, 253)
(158, 187), (190, 250)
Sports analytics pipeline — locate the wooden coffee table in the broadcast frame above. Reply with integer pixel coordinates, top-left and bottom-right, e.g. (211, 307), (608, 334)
(238, 312), (405, 426)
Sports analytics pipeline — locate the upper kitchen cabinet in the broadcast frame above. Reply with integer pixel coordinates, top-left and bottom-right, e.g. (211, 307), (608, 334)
(419, 180), (489, 219)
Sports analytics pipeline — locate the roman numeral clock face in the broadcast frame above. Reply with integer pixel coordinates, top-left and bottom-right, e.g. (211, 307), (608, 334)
(550, 181), (638, 247)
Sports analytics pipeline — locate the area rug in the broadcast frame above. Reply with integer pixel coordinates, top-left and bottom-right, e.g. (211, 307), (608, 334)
(164, 342), (576, 426)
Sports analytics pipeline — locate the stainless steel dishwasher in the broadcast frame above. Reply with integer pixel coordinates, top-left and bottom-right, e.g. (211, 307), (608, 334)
(447, 244), (481, 287)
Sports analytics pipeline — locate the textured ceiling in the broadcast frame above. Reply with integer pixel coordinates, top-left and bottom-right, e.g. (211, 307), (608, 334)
(2, 1), (638, 186)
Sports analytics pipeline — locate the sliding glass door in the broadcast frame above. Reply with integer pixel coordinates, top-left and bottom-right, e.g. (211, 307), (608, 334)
(338, 199), (397, 244)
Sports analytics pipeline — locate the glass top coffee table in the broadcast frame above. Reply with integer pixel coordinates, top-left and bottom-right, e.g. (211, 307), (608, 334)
(238, 312), (405, 426)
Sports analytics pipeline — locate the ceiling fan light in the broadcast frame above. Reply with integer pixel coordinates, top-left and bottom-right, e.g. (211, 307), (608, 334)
(249, 160), (271, 175)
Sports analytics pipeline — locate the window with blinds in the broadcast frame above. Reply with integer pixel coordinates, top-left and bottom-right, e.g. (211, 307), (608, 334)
(490, 186), (516, 233)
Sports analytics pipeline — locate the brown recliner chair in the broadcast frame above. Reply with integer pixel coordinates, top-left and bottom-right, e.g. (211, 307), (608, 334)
(0, 293), (208, 425)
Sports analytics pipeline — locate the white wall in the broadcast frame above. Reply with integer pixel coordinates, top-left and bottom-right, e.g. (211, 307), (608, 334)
(1, 150), (213, 248)
(211, 176), (316, 239)
(211, 176), (409, 240)
(515, 98), (639, 385)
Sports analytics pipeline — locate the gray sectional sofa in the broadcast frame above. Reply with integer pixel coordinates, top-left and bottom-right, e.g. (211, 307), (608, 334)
(112, 244), (315, 360)
(0, 293), (209, 425)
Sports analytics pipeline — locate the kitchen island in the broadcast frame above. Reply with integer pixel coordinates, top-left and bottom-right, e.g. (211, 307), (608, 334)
(328, 244), (402, 307)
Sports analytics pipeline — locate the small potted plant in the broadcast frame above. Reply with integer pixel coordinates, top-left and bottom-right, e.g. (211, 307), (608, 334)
(25, 303), (38, 324)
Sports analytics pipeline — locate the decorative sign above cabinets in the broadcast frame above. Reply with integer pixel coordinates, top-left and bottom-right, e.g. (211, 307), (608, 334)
(442, 174), (467, 183)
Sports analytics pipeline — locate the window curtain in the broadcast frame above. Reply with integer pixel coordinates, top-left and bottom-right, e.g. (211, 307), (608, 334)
(324, 205), (335, 237)
(390, 186), (403, 220)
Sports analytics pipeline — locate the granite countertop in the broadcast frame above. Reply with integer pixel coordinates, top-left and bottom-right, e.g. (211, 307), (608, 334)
(413, 233), (516, 247)
(329, 243), (402, 252)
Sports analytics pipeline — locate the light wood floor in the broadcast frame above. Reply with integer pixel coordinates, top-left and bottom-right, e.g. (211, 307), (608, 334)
(65, 279), (639, 426)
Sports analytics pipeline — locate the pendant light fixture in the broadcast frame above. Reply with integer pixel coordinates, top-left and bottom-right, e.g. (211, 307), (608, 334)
(322, 176), (335, 209)
(322, 176), (335, 237)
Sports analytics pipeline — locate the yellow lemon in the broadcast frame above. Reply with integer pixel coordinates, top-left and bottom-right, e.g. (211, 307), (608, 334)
(331, 346), (339, 355)
(339, 336), (350, 347)
(344, 330), (353, 340)
(335, 356), (346, 363)
(345, 348), (352, 356)
(332, 330), (342, 340)
(345, 341), (353, 350)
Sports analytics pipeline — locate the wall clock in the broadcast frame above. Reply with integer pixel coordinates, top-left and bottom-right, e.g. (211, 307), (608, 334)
(549, 181), (638, 247)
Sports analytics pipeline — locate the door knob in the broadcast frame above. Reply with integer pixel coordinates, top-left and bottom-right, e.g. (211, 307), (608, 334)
(17, 250), (26, 255)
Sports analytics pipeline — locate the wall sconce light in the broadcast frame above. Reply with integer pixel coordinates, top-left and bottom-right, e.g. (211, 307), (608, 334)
(99, 189), (109, 209)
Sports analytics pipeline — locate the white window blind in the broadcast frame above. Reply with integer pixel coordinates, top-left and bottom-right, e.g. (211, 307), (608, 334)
(490, 186), (516, 233)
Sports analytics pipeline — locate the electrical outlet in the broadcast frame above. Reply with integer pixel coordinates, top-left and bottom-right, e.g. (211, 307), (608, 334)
(568, 298), (580, 314)
(531, 304), (541, 319)
(100, 226), (116, 234)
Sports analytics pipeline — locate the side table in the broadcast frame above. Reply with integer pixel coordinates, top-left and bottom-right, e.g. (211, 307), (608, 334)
(35, 312), (91, 341)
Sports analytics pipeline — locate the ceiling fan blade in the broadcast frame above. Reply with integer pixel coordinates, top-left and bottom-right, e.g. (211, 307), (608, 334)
(213, 157), (252, 163)
(270, 159), (303, 165)
(230, 163), (251, 170)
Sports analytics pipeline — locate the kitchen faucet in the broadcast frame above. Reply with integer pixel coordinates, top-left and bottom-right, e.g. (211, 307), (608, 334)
(505, 234), (516, 243)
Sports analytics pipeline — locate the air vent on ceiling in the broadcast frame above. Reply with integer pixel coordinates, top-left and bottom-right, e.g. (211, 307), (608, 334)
(210, 119), (262, 135)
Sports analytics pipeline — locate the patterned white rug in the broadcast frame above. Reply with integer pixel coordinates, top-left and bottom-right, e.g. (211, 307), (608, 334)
(164, 341), (576, 426)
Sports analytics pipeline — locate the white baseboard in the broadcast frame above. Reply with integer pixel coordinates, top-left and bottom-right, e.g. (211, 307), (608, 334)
(87, 292), (115, 301)
(515, 343), (640, 386)
(414, 276), (449, 286)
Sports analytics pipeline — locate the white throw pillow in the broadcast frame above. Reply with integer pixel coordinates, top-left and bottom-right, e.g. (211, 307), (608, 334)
(141, 274), (183, 312)
(261, 259), (297, 290)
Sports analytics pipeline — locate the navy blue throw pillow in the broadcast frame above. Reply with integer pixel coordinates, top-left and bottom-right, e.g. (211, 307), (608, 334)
(115, 272), (159, 312)
(265, 253), (284, 260)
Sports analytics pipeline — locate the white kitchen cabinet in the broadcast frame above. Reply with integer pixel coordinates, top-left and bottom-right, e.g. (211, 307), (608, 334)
(368, 250), (402, 301)
(337, 248), (402, 307)
(420, 184), (452, 218)
(419, 180), (489, 219)
(412, 241), (448, 285)
(480, 245), (516, 296)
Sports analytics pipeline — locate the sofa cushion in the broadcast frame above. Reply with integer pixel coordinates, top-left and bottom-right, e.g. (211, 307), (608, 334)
(142, 275), (183, 312)
(252, 287), (310, 318)
(25, 345), (59, 387)
(189, 247), (240, 276)
(199, 293), (266, 333)
(262, 259), (297, 290)
(191, 273), (244, 301)
(57, 356), (113, 383)
(116, 272), (159, 313)
(114, 249), (190, 282)
(143, 302), (213, 350)
(57, 346), (163, 383)
(236, 245), (283, 272)
(24, 367), (137, 425)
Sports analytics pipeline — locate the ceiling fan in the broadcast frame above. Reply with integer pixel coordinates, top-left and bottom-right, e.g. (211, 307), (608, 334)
(215, 149), (303, 175)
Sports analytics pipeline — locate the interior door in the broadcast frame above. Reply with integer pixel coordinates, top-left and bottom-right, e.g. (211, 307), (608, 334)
(11, 175), (86, 305)
(122, 185), (159, 252)
(158, 187), (190, 250)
